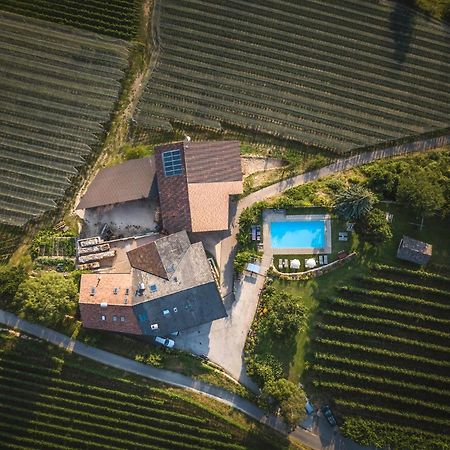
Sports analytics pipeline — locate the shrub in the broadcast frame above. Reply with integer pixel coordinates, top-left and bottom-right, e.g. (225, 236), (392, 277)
(354, 208), (393, 244)
(14, 272), (78, 327)
(262, 379), (306, 429)
(233, 250), (258, 274)
(0, 265), (28, 310)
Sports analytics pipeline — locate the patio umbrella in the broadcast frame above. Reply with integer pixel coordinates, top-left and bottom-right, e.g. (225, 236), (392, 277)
(305, 258), (317, 269)
(290, 259), (301, 269)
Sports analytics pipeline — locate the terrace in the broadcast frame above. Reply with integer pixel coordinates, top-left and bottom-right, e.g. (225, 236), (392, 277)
(262, 208), (353, 275)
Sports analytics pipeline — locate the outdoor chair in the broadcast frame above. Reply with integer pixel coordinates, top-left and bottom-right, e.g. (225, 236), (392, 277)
(319, 255), (324, 265)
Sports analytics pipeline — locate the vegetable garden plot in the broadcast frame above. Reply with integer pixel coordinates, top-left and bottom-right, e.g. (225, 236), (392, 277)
(0, 11), (130, 232)
(136, 0), (450, 153)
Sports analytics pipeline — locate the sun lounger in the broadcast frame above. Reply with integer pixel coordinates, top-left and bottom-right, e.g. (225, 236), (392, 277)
(278, 259), (283, 269)
(385, 212), (393, 223)
(319, 255), (324, 265)
(324, 255), (328, 264)
(284, 259), (288, 268)
(251, 226), (257, 241)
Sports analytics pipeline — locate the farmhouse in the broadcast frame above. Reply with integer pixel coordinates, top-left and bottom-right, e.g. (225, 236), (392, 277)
(396, 235), (432, 265)
(79, 231), (226, 336)
(155, 140), (243, 233)
(76, 157), (157, 210)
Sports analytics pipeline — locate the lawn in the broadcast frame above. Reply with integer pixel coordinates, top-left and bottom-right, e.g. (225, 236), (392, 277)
(272, 203), (450, 382)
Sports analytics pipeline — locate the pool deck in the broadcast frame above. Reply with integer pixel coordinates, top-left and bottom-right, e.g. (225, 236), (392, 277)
(263, 210), (332, 255)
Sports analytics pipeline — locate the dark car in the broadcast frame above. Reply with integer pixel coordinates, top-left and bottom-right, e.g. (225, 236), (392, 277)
(321, 405), (337, 427)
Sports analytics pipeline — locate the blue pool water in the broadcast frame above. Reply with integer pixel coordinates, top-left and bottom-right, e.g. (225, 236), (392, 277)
(270, 221), (325, 249)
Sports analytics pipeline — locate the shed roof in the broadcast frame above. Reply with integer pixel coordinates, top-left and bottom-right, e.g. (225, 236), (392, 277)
(397, 235), (432, 265)
(76, 157), (155, 209)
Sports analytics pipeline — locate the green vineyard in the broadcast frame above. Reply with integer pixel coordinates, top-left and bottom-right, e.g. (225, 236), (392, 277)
(137, 0), (450, 153)
(0, 0), (139, 40)
(0, 332), (293, 450)
(0, 11), (130, 228)
(308, 264), (450, 450)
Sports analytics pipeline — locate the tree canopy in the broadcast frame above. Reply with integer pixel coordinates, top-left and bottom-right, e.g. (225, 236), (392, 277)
(397, 168), (446, 218)
(355, 208), (393, 244)
(0, 265), (27, 310)
(263, 378), (307, 428)
(263, 286), (307, 337)
(14, 272), (78, 326)
(334, 185), (376, 220)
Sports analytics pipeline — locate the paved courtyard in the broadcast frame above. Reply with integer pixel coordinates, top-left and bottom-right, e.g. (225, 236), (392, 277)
(174, 251), (272, 391)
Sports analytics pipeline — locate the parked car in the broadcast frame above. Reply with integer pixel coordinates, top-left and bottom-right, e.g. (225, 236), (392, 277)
(155, 336), (175, 348)
(321, 405), (337, 427)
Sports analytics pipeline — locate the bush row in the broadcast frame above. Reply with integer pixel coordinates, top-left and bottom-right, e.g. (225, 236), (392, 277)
(315, 332), (450, 368)
(311, 364), (450, 398)
(322, 310), (450, 340)
(338, 285), (450, 311)
(313, 352), (450, 386)
(341, 416), (450, 450)
(331, 297), (450, 326)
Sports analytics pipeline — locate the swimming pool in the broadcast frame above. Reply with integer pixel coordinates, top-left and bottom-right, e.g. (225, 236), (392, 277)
(270, 220), (326, 249)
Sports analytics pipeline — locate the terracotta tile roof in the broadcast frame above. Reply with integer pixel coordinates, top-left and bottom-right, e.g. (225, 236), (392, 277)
(80, 303), (142, 335)
(126, 231), (191, 279)
(187, 181), (243, 232)
(76, 157), (156, 210)
(154, 140), (243, 233)
(154, 143), (192, 233)
(79, 273), (133, 306)
(184, 140), (242, 183)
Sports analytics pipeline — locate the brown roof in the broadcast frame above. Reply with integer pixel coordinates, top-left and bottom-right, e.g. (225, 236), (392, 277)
(188, 181), (243, 232)
(126, 231), (191, 278)
(154, 143), (192, 233)
(184, 140), (242, 183)
(79, 273), (133, 305)
(76, 157), (156, 209)
(154, 140), (243, 233)
(80, 303), (142, 335)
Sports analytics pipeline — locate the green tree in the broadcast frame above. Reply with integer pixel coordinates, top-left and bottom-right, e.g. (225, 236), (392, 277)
(14, 272), (78, 326)
(233, 250), (258, 274)
(334, 185), (376, 220)
(263, 379), (306, 429)
(396, 168), (446, 218)
(264, 287), (307, 337)
(0, 265), (28, 310)
(355, 208), (393, 244)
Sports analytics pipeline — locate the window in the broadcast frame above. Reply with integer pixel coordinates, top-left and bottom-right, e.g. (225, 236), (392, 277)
(112, 315), (118, 322)
(150, 284), (158, 293)
(162, 149), (183, 176)
(125, 288), (130, 296)
(90, 287), (96, 296)
(163, 309), (170, 316)
(113, 288), (119, 295)
(120, 316), (125, 322)
(101, 315), (106, 321)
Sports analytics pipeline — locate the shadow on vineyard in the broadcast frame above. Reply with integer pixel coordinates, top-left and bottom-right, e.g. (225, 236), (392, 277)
(306, 264), (450, 450)
(0, 331), (296, 450)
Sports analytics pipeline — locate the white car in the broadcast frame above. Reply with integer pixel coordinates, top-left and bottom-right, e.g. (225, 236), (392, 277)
(155, 336), (175, 348)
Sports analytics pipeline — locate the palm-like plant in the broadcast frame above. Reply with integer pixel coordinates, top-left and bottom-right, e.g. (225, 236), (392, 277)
(334, 185), (376, 220)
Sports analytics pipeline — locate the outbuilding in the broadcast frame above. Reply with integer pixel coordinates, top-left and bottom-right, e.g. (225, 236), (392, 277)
(397, 235), (432, 265)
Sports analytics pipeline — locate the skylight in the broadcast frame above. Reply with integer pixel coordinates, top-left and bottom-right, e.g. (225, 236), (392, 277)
(162, 149), (183, 177)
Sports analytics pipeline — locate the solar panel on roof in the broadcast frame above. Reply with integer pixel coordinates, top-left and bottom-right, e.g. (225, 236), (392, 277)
(162, 149), (183, 177)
